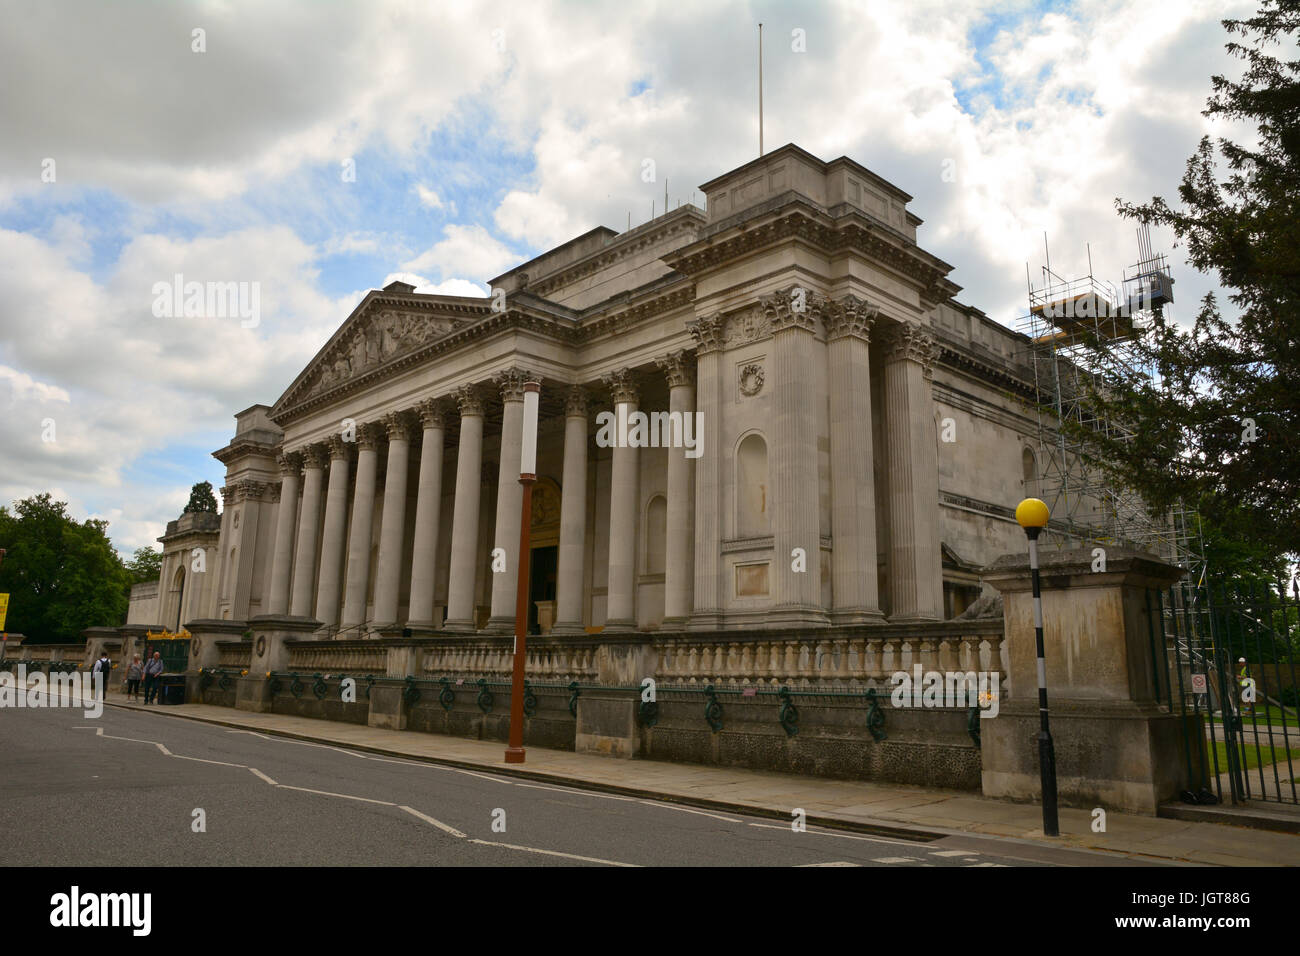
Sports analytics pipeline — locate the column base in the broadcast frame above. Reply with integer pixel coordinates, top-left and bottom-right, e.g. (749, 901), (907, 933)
(549, 621), (587, 636)
(764, 605), (831, 628)
(483, 617), (515, 634)
(402, 621), (442, 636)
(602, 618), (637, 633)
(660, 616), (691, 633)
(888, 612), (943, 624)
(829, 608), (887, 626)
(442, 618), (476, 633)
(687, 610), (725, 631)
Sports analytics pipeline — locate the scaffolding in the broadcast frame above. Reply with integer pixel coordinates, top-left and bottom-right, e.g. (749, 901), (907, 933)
(1017, 226), (1205, 581)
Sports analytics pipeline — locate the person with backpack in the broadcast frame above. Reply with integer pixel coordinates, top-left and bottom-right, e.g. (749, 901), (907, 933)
(92, 652), (112, 700)
(143, 652), (165, 705)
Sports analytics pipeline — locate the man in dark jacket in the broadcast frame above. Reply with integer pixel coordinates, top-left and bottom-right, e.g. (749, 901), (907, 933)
(143, 652), (165, 705)
(92, 652), (112, 699)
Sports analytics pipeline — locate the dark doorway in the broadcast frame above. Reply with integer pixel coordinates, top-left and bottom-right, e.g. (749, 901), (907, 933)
(527, 545), (558, 634)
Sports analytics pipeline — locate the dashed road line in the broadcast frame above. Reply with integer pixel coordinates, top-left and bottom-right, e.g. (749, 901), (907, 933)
(637, 800), (744, 823)
(398, 806), (468, 838)
(469, 839), (638, 867)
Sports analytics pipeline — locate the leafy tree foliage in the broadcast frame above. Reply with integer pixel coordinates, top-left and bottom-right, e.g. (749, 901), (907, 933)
(0, 493), (130, 643)
(184, 481), (218, 514)
(1085, 0), (1300, 568)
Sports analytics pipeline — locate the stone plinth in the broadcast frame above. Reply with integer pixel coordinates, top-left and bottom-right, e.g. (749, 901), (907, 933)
(236, 615), (322, 712)
(980, 548), (1190, 815)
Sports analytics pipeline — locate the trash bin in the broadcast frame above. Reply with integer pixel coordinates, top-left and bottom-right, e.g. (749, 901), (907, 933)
(159, 675), (186, 705)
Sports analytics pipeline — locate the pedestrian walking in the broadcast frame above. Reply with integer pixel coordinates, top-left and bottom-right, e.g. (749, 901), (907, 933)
(92, 651), (112, 700)
(143, 652), (165, 705)
(125, 655), (143, 701)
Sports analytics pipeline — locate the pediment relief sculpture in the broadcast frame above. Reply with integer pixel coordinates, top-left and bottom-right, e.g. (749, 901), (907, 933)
(307, 310), (461, 398)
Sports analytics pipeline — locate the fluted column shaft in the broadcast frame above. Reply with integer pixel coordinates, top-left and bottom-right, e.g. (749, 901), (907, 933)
(341, 427), (381, 630)
(289, 447), (326, 617)
(604, 369), (639, 630)
(827, 297), (884, 622)
(488, 371), (530, 630)
(407, 401), (446, 625)
(553, 387), (589, 634)
(766, 289), (825, 625)
(314, 438), (351, 627)
(687, 315), (724, 629)
(883, 325), (943, 621)
(266, 455), (300, 616)
(445, 388), (485, 631)
(373, 414), (413, 626)
(659, 352), (696, 624)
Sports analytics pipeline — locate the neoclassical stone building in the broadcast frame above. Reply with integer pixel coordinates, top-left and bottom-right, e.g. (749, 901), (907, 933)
(183, 144), (1043, 638)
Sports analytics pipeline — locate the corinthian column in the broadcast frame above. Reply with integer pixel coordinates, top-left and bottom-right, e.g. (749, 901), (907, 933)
(372, 412), (414, 627)
(882, 324), (943, 621)
(341, 424), (383, 632)
(657, 351), (696, 626)
(488, 369), (534, 631)
(444, 385), (485, 631)
(406, 398), (447, 627)
(552, 386), (589, 635)
(826, 295), (885, 623)
(764, 286), (828, 627)
(289, 444), (326, 617)
(603, 368), (640, 631)
(686, 314), (725, 630)
(265, 452), (300, 616)
(314, 435), (352, 628)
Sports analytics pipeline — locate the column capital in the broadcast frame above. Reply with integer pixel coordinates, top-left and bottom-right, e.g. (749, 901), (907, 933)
(356, 421), (385, 451)
(220, 485), (235, 507)
(416, 397), (447, 428)
(564, 384), (590, 418)
(301, 443), (329, 469)
(602, 367), (640, 405)
(656, 349), (696, 388)
(382, 410), (417, 442)
(493, 367), (541, 402)
(326, 433), (353, 461)
(825, 294), (880, 342)
(881, 324), (938, 377)
(761, 285), (825, 334)
(456, 384), (486, 417)
(276, 451), (302, 477)
(686, 313), (726, 354)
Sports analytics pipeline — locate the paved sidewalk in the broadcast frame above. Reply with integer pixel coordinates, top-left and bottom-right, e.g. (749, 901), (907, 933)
(106, 695), (1300, 866)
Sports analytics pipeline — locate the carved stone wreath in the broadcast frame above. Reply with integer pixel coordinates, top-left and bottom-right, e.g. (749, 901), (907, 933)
(255, 635), (266, 658)
(738, 363), (765, 398)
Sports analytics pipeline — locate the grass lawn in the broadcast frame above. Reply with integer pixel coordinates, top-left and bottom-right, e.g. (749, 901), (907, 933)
(1209, 702), (1300, 728)
(1211, 740), (1300, 772)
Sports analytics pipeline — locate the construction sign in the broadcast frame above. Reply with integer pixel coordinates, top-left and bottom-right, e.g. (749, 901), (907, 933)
(0, 593), (8, 631)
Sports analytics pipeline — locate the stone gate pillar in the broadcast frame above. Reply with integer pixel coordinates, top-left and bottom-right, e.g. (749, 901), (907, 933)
(981, 548), (1191, 815)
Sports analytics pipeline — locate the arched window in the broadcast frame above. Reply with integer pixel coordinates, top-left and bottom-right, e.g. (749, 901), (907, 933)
(736, 433), (769, 537)
(644, 495), (667, 574)
(1022, 446), (1037, 484)
(172, 565), (186, 631)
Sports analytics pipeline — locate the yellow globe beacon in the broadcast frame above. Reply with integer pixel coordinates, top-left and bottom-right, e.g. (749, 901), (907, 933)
(1015, 497), (1050, 529)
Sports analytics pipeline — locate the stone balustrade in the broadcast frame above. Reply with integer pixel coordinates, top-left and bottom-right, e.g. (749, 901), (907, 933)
(216, 641), (252, 670)
(652, 621), (1006, 690)
(284, 640), (388, 675)
(419, 636), (601, 682)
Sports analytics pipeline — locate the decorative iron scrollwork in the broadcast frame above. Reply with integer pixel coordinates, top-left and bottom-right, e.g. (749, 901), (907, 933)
(523, 680), (537, 718)
(778, 686), (799, 737)
(402, 676), (421, 705)
(567, 680), (581, 718)
(438, 677), (455, 711)
(312, 674), (328, 699)
(476, 678), (494, 713)
(704, 684), (724, 733)
(865, 688), (887, 742)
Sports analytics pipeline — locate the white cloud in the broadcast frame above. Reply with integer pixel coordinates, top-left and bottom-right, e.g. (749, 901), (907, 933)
(401, 224), (522, 284)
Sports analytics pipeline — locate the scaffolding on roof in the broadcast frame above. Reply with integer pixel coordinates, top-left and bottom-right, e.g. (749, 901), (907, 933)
(1017, 226), (1205, 582)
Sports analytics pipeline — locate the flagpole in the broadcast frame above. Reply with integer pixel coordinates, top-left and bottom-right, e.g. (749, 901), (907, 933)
(758, 23), (764, 156)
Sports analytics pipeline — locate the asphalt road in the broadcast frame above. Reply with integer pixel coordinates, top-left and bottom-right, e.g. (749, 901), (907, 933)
(0, 704), (1154, 867)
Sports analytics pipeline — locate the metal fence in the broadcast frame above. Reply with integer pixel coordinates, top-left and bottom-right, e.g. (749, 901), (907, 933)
(1152, 578), (1299, 805)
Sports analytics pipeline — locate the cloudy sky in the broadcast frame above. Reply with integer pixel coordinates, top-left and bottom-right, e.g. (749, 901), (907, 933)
(0, 0), (1251, 556)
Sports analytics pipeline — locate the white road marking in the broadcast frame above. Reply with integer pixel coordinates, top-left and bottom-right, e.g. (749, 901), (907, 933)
(872, 857), (917, 864)
(398, 805), (467, 838)
(930, 849), (977, 857)
(247, 767), (278, 786)
(746, 822), (921, 847)
(637, 800), (744, 823)
(469, 839), (638, 867)
(515, 783), (639, 801)
(968, 862), (1007, 867)
(277, 785), (395, 806)
(796, 861), (861, 867)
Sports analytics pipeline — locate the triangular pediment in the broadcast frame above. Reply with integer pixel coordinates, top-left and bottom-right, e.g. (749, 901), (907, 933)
(271, 289), (493, 419)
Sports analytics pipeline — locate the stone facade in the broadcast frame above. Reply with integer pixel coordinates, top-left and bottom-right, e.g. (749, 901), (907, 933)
(176, 144), (1063, 637)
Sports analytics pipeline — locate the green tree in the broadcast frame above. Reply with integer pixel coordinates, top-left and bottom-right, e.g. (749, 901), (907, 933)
(184, 481), (218, 514)
(1086, 0), (1300, 566)
(0, 493), (130, 643)
(124, 546), (162, 586)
